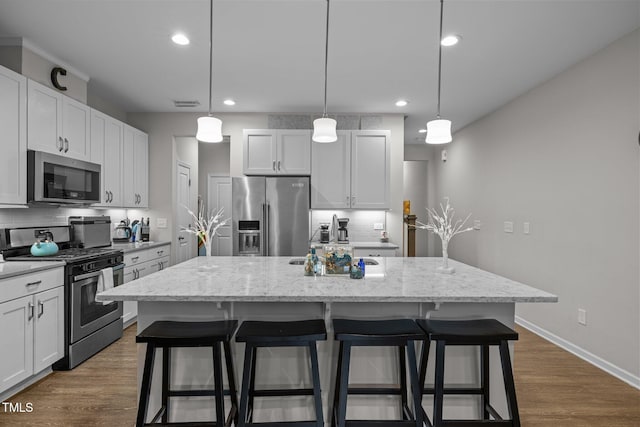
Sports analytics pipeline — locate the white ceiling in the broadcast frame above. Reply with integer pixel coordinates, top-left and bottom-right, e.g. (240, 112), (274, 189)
(0, 0), (638, 144)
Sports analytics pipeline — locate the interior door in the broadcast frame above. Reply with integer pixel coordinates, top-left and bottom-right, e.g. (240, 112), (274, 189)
(176, 162), (194, 263)
(207, 176), (232, 256)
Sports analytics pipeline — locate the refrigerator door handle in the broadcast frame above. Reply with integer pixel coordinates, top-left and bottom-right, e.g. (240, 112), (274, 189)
(265, 203), (270, 256)
(262, 203), (267, 256)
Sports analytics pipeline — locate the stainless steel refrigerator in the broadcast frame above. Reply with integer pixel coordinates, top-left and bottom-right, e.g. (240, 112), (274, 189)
(232, 176), (310, 256)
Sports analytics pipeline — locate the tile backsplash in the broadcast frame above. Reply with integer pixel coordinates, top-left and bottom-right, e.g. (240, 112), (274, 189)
(310, 210), (387, 243)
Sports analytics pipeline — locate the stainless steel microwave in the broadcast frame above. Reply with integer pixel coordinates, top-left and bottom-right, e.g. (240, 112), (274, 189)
(27, 150), (101, 205)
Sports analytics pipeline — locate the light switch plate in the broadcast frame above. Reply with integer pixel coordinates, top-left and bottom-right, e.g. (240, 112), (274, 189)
(523, 222), (530, 234)
(504, 221), (514, 233)
(473, 220), (481, 230)
(157, 218), (168, 229)
(373, 223), (384, 230)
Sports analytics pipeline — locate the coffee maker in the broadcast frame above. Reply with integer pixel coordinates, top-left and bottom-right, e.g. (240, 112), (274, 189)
(337, 218), (349, 243)
(319, 223), (330, 243)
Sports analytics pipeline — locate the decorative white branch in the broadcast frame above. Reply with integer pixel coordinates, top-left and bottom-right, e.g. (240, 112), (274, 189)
(181, 204), (230, 253)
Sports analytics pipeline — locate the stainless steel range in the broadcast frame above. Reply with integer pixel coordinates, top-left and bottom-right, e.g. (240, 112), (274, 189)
(1, 217), (124, 369)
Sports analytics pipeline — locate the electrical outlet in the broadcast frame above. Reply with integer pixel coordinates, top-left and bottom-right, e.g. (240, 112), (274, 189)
(504, 221), (514, 233)
(523, 222), (530, 234)
(578, 309), (587, 326)
(157, 218), (168, 229)
(473, 220), (481, 230)
(373, 223), (384, 230)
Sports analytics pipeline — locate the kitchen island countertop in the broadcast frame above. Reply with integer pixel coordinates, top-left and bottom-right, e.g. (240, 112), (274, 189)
(97, 256), (557, 303)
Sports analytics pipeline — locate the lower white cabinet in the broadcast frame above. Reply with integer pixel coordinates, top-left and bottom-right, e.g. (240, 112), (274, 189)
(122, 244), (171, 325)
(0, 269), (64, 394)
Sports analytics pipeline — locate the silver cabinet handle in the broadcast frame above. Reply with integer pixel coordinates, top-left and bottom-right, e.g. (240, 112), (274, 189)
(26, 280), (42, 287)
(109, 191), (113, 203)
(58, 136), (64, 151)
(272, 160), (276, 171)
(132, 256), (139, 262)
(351, 196), (355, 206)
(277, 160), (281, 171)
(157, 250), (164, 256)
(38, 300), (44, 318)
(136, 194), (139, 204)
(64, 138), (69, 153)
(28, 302), (34, 320)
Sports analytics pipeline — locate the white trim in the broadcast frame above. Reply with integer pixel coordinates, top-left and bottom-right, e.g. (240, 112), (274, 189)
(0, 37), (90, 82)
(515, 316), (640, 390)
(0, 368), (52, 401)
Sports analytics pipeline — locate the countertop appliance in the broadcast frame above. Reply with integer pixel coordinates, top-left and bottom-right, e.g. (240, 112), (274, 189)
(337, 218), (349, 243)
(113, 220), (132, 242)
(1, 222), (124, 370)
(27, 150), (101, 205)
(69, 216), (112, 248)
(232, 176), (310, 256)
(319, 223), (330, 244)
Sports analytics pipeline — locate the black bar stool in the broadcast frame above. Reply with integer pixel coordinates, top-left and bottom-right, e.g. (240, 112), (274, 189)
(416, 318), (520, 427)
(235, 319), (327, 427)
(135, 320), (239, 427)
(332, 318), (424, 427)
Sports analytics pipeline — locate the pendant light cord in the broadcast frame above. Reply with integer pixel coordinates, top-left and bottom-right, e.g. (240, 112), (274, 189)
(436, 0), (444, 119)
(322, 0), (330, 118)
(208, 0), (213, 117)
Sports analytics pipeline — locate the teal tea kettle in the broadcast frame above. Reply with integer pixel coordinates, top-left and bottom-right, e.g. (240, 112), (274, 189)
(30, 231), (59, 257)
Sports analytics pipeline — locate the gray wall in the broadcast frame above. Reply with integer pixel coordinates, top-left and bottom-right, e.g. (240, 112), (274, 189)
(434, 30), (640, 381)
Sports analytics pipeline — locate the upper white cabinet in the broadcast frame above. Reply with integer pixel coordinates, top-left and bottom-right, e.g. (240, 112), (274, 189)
(311, 130), (390, 209)
(90, 109), (124, 207)
(243, 129), (311, 175)
(123, 125), (149, 208)
(0, 64), (27, 205)
(27, 79), (90, 161)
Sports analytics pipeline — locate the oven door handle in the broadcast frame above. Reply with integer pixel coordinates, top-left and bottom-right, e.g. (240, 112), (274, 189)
(73, 264), (124, 282)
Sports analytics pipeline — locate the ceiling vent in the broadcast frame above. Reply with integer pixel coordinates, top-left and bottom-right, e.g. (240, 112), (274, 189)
(174, 100), (200, 108)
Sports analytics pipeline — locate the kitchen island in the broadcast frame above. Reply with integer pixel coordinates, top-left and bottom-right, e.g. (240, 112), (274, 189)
(98, 256), (556, 425)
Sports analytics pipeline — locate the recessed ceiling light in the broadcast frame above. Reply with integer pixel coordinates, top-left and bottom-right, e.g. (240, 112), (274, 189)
(171, 33), (190, 46)
(223, 99), (236, 106)
(418, 128), (427, 134)
(395, 100), (408, 107)
(441, 35), (461, 47)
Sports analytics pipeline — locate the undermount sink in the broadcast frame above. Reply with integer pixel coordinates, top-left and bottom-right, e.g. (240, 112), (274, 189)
(288, 257), (379, 266)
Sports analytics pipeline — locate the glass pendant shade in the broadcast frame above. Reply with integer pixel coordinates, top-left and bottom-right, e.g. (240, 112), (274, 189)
(312, 117), (338, 143)
(196, 116), (223, 143)
(425, 118), (452, 144)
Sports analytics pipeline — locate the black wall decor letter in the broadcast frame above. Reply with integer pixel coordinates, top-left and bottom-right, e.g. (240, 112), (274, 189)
(51, 67), (68, 91)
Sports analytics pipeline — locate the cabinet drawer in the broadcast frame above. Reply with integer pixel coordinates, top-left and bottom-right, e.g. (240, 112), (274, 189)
(151, 245), (170, 259)
(124, 250), (150, 267)
(353, 248), (397, 257)
(1, 267), (65, 304)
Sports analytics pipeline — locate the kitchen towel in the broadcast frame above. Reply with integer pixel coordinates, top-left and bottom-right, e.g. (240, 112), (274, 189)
(96, 267), (114, 305)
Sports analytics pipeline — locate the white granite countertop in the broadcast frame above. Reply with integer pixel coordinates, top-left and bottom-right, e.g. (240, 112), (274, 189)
(111, 241), (171, 254)
(0, 260), (65, 280)
(97, 256), (557, 304)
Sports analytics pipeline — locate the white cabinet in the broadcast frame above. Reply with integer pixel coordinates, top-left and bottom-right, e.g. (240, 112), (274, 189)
(27, 79), (90, 161)
(243, 129), (311, 175)
(91, 110), (124, 207)
(0, 268), (65, 394)
(123, 125), (149, 208)
(311, 130), (390, 209)
(0, 65), (27, 205)
(122, 244), (171, 325)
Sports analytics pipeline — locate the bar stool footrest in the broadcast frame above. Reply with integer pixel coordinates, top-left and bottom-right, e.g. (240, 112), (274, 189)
(345, 421), (421, 427)
(241, 422), (319, 427)
(143, 422), (218, 427)
(347, 386), (403, 395)
(437, 421), (514, 426)
(422, 387), (485, 395)
(168, 389), (234, 397)
(251, 388), (315, 397)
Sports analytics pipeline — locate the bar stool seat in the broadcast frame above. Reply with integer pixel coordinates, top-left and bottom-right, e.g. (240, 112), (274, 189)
(235, 319), (327, 427)
(136, 320), (239, 427)
(332, 318), (424, 427)
(416, 318), (521, 427)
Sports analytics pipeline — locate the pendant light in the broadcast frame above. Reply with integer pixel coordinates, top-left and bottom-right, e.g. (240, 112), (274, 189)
(426, 0), (452, 144)
(196, 0), (223, 143)
(312, 0), (337, 143)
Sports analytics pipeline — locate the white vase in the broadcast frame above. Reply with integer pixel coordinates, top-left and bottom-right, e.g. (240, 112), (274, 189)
(437, 239), (455, 274)
(203, 240), (212, 257)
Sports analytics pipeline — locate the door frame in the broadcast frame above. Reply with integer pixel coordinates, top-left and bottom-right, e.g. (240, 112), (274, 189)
(175, 160), (195, 263)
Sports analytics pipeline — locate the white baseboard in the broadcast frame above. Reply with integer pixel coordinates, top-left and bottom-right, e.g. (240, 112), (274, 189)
(515, 316), (640, 390)
(0, 368), (52, 402)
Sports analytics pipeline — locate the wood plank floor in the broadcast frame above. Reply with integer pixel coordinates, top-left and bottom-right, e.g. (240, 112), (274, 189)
(1, 324), (639, 426)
